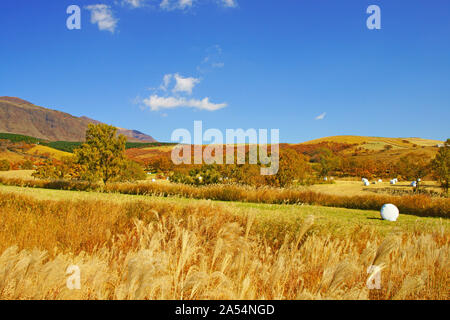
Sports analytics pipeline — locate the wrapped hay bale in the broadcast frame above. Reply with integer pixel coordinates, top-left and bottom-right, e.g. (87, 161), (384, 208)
(380, 204), (399, 221)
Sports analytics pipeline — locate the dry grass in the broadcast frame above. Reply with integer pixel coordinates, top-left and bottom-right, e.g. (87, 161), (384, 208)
(0, 176), (448, 218)
(26, 145), (72, 160)
(302, 135), (443, 147)
(0, 191), (448, 300)
(307, 180), (443, 196)
(0, 150), (27, 163)
(0, 170), (34, 180)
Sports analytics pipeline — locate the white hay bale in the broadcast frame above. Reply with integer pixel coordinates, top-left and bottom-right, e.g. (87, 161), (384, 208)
(417, 178), (421, 182)
(323, 177), (328, 181)
(363, 181), (370, 186)
(411, 181), (417, 187)
(380, 204), (399, 221)
(378, 179), (383, 183)
(152, 178), (156, 182)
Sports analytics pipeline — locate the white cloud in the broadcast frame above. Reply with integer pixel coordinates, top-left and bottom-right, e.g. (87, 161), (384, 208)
(198, 45), (224, 73)
(173, 73), (200, 94)
(85, 5), (118, 33)
(211, 62), (224, 68)
(315, 112), (327, 120)
(143, 95), (227, 111)
(122, 0), (146, 8)
(160, 74), (173, 91)
(221, 0), (237, 8)
(160, 0), (194, 11)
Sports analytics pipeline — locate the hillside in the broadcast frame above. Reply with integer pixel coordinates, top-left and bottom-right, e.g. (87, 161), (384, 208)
(301, 135), (443, 149)
(296, 135), (444, 164)
(0, 97), (156, 143)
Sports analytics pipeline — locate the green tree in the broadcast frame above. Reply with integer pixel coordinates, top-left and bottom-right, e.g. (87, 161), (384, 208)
(431, 139), (449, 193)
(74, 124), (127, 183)
(396, 153), (431, 190)
(119, 160), (147, 182)
(170, 164), (222, 186)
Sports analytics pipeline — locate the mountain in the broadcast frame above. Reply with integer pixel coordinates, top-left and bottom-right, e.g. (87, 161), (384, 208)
(0, 97), (156, 143)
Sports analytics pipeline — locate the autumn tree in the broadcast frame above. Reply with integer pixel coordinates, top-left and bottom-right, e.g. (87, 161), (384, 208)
(74, 124), (127, 183)
(266, 149), (311, 187)
(396, 153), (431, 190)
(32, 157), (84, 180)
(147, 154), (174, 174)
(431, 139), (449, 193)
(311, 148), (339, 178)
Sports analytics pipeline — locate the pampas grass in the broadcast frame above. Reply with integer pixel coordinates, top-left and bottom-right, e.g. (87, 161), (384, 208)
(0, 192), (448, 300)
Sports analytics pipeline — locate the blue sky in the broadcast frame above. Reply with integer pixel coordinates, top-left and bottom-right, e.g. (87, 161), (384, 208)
(0, 0), (449, 142)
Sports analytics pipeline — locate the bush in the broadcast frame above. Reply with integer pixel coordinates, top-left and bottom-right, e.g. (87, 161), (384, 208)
(20, 160), (34, 170)
(170, 164), (222, 186)
(0, 159), (11, 171)
(116, 160), (147, 182)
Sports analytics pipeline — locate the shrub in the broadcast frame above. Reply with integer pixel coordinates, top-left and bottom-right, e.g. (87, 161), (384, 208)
(116, 160), (147, 182)
(20, 160), (34, 170)
(0, 159), (11, 171)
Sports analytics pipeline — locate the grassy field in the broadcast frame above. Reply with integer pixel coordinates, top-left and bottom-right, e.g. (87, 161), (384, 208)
(0, 170), (443, 196)
(0, 184), (446, 235)
(307, 180), (443, 196)
(0, 170), (35, 180)
(0, 185), (447, 300)
(302, 135), (443, 148)
(0, 150), (27, 163)
(0, 169), (447, 300)
(26, 145), (72, 160)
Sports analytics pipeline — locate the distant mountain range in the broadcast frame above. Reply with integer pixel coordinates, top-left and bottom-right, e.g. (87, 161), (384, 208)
(0, 97), (156, 143)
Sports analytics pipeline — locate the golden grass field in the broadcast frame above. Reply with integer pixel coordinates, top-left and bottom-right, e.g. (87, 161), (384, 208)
(302, 135), (443, 148)
(26, 145), (72, 160)
(0, 150), (26, 163)
(0, 182), (448, 300)
(307, 180), (443, 196)
(0, 170), (35, 180)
